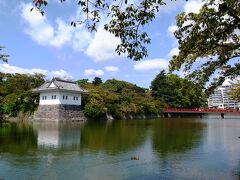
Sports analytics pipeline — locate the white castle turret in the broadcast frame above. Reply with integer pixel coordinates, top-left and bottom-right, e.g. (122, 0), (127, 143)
(33, 78), (87, 122)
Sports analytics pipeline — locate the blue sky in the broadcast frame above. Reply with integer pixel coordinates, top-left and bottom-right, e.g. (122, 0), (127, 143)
(0, 0), (204, 88)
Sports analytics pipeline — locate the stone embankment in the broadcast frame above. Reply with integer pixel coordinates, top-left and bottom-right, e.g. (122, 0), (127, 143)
(34, 105), (87, 122)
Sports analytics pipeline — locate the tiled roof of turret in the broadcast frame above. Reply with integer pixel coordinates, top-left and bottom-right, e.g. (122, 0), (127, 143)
(32, 78), (86, 93)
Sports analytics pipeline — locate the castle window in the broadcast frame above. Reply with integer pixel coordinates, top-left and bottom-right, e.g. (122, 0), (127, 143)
(66, 96), (68, 100)
(63, 95), (65, 100)
(74, 96), (75, 100)
(76, 96), (78, 101)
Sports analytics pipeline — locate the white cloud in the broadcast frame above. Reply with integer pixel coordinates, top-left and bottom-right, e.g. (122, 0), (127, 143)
(84, 69), (95, 76)
(51, 69), (73, 80)
(95, 70), (104, 76)
(21, 3), (45, 26)
(0, 63), (73, 80)
(168, 47), (179, 57)
(168, 25), (178, 36)
(21, 3), (73, 48)
(167, 0), (205, 37)
(0, 63), (48, 75)
(184, 0), (204, 14)
(134, 59), (169, 71)
(159, 0), (184, 13)
(72, 28), (92, 52)
(104, 66), (119, 72)
(20, 3), (122, 62)
(84, 69), (104, 76)
(49, 19), (73, 47)
(21, 3), (92, 52)
(86, 29), (123, 62)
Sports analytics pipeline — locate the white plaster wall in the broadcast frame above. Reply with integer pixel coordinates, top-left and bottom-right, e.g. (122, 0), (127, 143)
(39, 92), (61, 105)
(39, 91), (81, 105)
(58, 91), (81, 105)
(49, 82), (56, 88)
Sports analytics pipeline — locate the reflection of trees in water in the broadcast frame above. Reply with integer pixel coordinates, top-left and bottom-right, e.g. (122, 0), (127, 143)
(80, 120), (148, 154)
(0, 123), (37, 155)
(0, 119), (206, 158)
(152, 119), (205, 156)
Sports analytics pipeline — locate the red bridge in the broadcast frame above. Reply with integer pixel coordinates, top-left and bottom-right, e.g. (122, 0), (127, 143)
(163, 108), (240, 118)
(164, 108), (240, 114)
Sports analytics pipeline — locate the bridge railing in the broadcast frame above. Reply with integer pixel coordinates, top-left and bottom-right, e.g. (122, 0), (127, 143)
(164, 108), (240, 113)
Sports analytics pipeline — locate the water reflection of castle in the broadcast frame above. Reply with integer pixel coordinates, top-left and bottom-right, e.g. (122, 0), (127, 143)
(34, 123), (84, 150)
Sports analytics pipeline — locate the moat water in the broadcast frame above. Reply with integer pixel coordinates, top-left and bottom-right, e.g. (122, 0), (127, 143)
(0, 116), (240, 179)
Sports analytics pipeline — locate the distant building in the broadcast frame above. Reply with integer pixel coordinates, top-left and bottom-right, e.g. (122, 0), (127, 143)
(208, 84), (240, 109)
(33, 78), (87, 121)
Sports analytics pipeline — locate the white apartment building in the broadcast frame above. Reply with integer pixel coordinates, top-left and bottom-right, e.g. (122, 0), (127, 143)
(208, 84), (240, 109)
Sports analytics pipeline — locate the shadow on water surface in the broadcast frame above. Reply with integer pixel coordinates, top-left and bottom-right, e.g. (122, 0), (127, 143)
(79, 120), (148, 154)
(0, 123), (37, 155)
(151, 118), (206, 157)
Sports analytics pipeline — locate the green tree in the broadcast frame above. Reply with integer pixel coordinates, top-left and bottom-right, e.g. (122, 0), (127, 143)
(151, 71), (206, 108)
(169, 0), (240, 94)
(82, 78), (165, 119)
(0, 46), (9, 62)
(150, 70), (171, 102)
(231, 82), (240, 101)
(77, 79), (89, 86)
(0, 73), (45, 117)
(92, 77), (102, 85)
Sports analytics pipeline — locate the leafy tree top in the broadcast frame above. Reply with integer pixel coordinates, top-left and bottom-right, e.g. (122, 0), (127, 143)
(0, 46), (9, 62)
(92, 77), (103, 85)
(169, 0), (240, 94)
(151, 70), (207, 108)
(32, 0), (167, 61)
(103, 79), (146, 93)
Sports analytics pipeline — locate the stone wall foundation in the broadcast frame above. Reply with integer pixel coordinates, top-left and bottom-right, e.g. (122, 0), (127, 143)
(34, 105), (86, 122)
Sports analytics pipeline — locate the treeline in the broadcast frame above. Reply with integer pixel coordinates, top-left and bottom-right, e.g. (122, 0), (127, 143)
(79, 78), (166, 119)
(0, 73), (44, 120)
(0, 71), (207, 121)
(80, 71), (207, 119)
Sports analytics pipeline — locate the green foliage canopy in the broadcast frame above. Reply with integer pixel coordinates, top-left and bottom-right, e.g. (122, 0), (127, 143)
(92, 77), (103, 85)
(77, 79), (89, 86)
(79, 78), (166, 119)
(151, 70), (207, 108)
(231, 81), (240, 101)
(0, 46), (9, 62)
(169, 0), (240, 93)
(0, 73), (45, 117)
